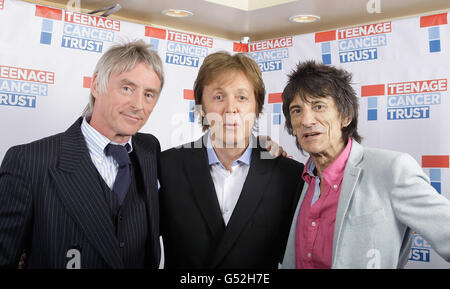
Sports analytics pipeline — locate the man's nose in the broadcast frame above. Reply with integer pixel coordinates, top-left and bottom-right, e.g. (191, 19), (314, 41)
(224, 97), (237, 113)
(301, 107), (316, 127)
(130, 90), (144, 110)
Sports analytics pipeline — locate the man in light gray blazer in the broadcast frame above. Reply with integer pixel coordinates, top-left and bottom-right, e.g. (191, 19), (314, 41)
(280, 60), (450, 269)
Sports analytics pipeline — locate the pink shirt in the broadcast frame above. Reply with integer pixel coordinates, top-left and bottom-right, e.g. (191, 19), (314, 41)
(295, 139), (352, 269)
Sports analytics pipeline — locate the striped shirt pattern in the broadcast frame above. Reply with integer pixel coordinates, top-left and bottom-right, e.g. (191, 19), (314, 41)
(80, 118), (132, 190)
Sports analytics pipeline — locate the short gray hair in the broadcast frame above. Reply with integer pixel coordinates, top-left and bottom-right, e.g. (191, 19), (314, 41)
(82, 40), (164, 119)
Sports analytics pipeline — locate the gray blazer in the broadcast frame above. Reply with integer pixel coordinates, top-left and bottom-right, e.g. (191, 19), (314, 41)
(282, 140), (450, 268)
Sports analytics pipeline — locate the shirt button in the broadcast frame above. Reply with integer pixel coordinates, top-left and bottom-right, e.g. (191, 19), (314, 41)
(119, 242), (125, 248)
(307, 253), (312, 258)
(312, 221), (316, 227)
(333, 184), (338, 189)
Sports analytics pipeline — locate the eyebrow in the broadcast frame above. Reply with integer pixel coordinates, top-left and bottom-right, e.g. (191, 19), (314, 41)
(236, 88), (250, 94)
(119, 78), (136, 87)
(120, 78), (160, 94)
(310, 99), (326, 105)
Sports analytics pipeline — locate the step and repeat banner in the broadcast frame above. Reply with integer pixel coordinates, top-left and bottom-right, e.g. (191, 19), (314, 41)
(0, 0), (449, 268)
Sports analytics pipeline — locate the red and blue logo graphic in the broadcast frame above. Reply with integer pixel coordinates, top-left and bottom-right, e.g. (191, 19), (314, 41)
(145, 26), (166, 51)
(0, 65), (55, 108)
(268, 93), (282, 125)
(248, 37), (292, 72)
(183, 89), (195, 123)
(315, 22), (391, 64)
(420, 13), (447, 53)
(361, 79), (447, 121)
(35, 5), (62, 45)
(35, 5), (119, 53)
(422, 155), (449, 194)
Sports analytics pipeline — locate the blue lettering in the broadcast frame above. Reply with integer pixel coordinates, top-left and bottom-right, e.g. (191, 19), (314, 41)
(387, 106), (430, 120)
(0, 79), (47, 96)
(63, 23), (114, 42)
(166, 41), (207, 57)
(0, 93), (36, 108)
(387, 93), (440, 107)
(250, 48), (289, 62)
(165, 53), (199, 67)
(61, 35), (103, 53)
(339, 48), (377, 63)
(409, 248), (430, 262)
(338, 35), (387, 51)
(258, 60), (282, 72)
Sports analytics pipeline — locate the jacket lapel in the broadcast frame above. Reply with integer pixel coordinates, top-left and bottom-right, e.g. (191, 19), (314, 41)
(282, 183), (309, 268)
(50, 118), (123, 269)
(331, 140), (363, 266)
(209, 139), (274, 268)
(132, 135), (161, 265)
(185, 136), (225, 242)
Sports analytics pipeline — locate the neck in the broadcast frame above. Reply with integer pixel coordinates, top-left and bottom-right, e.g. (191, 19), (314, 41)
(212, 138), (249, 172)
(310, 142), (346, 179)
(89, 116), (130, 144)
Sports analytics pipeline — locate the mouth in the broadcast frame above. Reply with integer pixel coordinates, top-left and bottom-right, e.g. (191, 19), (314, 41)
(302, 132), (322, 139)
(224, 123), (238, 129)
(122, 113), (141, 122)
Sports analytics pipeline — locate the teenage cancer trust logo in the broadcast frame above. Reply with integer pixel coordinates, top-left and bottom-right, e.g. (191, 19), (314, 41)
(249, 37), (292, 72)
(0, 0), (4, 10)
(315, 21), (391, 64)
(164, 30), (213, 68)
(0, 65), (55, 108)
(35, 5), (119, 53)
(361, 79), (447, 121)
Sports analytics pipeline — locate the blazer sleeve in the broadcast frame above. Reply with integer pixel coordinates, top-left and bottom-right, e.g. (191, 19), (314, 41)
(0, 146), (33, 268)
(390, 152), (450, 262)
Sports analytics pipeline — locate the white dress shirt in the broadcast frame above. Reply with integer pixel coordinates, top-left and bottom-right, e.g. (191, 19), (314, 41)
(206, 135), (252, 226)
(80, 117), (133, 190)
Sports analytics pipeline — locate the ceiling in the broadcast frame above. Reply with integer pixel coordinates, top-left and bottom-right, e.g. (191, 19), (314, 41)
(32, 0), (450, 41)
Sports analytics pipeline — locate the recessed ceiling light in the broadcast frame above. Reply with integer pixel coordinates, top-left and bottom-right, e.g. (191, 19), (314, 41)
(289, 14), (320, 23)
(162, 9), (193, 18)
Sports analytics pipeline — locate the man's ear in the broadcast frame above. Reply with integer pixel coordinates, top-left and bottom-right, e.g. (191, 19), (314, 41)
(91, 73), (99, 99)
(342, 116), (352, 128)
(200, 106), (205, 118)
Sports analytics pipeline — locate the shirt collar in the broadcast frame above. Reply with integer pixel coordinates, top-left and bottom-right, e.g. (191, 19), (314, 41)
(81, 117), (133, 157)
(206, 133), (252, 168)
(302, 138), (352, 185)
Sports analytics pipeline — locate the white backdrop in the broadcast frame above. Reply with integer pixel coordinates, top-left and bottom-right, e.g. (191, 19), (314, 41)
(0, 0), (449, 268)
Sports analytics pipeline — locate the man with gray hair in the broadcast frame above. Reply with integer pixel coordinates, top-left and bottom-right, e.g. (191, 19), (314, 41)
(0, 40), (163, 268)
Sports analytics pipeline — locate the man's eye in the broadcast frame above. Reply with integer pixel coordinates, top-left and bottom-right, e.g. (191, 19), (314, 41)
(215, 95), (223, 100)
(122, 86), (132, 93)
(238, 96), (247, 101)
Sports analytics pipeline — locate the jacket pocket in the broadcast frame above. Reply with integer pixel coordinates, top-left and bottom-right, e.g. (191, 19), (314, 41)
(348, 208), (385, 226)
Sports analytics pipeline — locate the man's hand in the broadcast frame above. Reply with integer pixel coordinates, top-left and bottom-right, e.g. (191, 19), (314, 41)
(258, 135), (287, 158)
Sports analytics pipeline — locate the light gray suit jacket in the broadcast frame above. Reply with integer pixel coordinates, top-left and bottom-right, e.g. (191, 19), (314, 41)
(282, 140), (450, 268)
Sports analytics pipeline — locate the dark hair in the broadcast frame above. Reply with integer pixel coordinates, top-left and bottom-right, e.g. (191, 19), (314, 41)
(194, 51), (265, 131)
(282, 60), (362, 150)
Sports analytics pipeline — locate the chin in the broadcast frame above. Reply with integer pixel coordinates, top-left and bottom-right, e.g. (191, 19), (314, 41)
(118, 127), (139, 137)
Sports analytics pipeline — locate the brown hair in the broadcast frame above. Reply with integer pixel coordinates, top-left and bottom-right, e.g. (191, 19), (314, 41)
(282, 60), (362, 150)
(194, 51), (265, 131)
